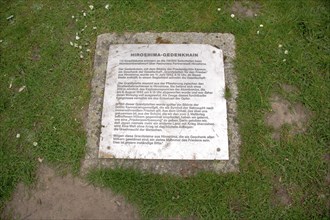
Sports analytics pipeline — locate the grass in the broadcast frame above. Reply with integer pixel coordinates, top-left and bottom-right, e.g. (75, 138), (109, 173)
(1, 0), (329, 219)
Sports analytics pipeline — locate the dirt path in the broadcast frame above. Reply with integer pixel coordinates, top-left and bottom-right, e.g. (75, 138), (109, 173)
(2, 165), (139, 220)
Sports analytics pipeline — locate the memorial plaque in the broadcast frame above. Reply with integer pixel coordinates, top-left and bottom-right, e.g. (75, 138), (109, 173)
(99, 44), (228, 160)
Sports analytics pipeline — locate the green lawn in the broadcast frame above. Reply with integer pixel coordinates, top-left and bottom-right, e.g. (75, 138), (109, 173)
(1, 0), (329, 219)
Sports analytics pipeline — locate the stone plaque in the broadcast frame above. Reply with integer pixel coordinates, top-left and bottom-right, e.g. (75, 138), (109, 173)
(99, 44), (228, 160)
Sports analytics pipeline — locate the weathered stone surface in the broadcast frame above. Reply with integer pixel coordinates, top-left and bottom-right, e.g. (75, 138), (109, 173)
(100, 44), (229, 160)
(81, 32), (240, 176)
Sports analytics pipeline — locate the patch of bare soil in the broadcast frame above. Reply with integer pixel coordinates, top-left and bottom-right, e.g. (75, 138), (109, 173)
(29, 46), (41, 61)
(272, 176), (293, 207)
(280, 84), (299, 93)
(2, 165), (139, 220)
(231, 1), (260, 18)
(323, 154), (330, 186)
(265, 95), (311, 140)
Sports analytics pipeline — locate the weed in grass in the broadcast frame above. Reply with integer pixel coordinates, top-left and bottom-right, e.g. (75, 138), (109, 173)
(224, 85), (232, 100)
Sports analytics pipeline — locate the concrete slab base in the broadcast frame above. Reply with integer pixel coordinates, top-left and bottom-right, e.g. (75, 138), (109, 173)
(81, 32), (240, 176)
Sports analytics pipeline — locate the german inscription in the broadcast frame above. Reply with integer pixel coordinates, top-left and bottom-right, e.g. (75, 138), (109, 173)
(99, 44), (228, 160)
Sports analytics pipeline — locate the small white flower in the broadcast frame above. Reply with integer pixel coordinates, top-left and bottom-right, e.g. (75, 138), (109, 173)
(33, 142), (38, 146)
(0, 40), (3, 43)
(75, 19), (78, 22)
(79, 45), (82, 49)
(6, 15), (14, 20)
(84, 25), (87, 28)
(74, 43), (78, 48)
(16, 133), (20, 138)
(18, 86), (26, 92)
(259, 24), (263, 27)
(93, 26), (97, 30)
(72, 15), (75, 19)
(257, 30), (260, 34)
(80, 54), (84, 59)
(83, 12), (86, 17)
(230, 14), (235, 18)
(217, 8), (221, 11)
(70, 41), (73, 46)
(9, 80), (12, 89)
(86, 49), (91, 52)
(254, 13), (258, 17)
(89, 5), (94, 10)
(284, 50), (289, 54)
(75, 35), (80, 40)
(278, 44), (283, 48)
(37, 157), (43, 163)
(105, 4), (110, 10)
(283, 59), (286, 62)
